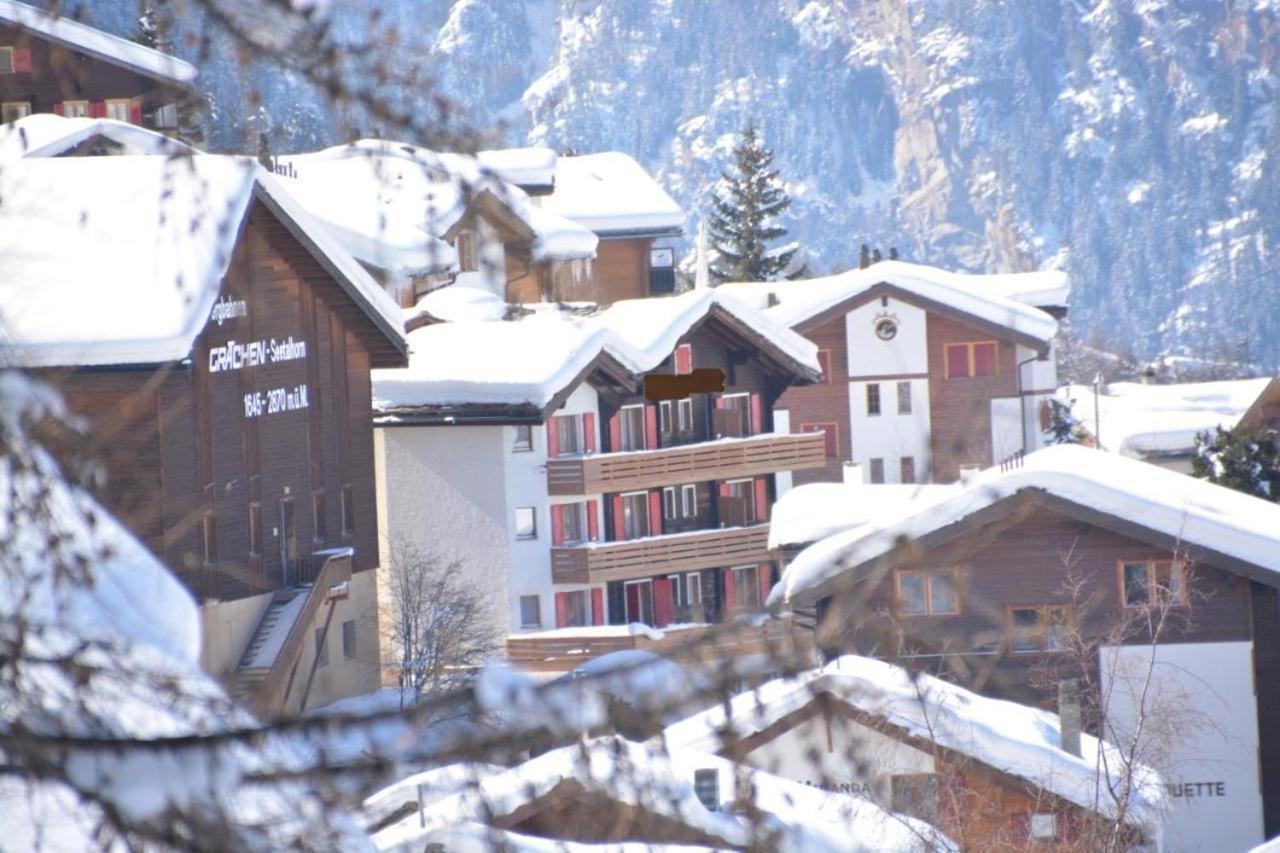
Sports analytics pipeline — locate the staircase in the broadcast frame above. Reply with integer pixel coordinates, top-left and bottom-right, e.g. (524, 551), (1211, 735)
(230, 587), (307, 703)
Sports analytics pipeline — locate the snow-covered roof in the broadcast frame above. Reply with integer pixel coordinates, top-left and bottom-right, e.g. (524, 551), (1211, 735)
(663, 655), (1165, 832)
(717, 260), (1062, 347)
(372, 737), (952, 852)
(372, 289), (820, 416)
(769, 481), (959, 549)
(280, 140), (596, 275)
(1065, 378), (1273, 459)
(0, 156), (406, 368)
(771, 444), (1280, 610)
(0, 0), (197, 85)
(0, 113), (193, 160)
(408, 285), (508, 324)
(476, 146), (557, 190)
(542, 152), (685, 237)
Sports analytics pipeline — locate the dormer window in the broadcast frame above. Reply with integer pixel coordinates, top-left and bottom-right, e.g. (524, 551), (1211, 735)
(456, 230), (478, 272)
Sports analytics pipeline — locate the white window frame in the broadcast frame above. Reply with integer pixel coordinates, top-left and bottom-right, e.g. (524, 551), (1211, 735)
(62, 99), (90, 118)
(659, 400), (672, 433)
(662, 486), (678, 519)
(512, 424), (532, 452)
(619, 403), (646, 451)
(623, 579), (654, 624)
(514, 506), (537, 540)
(520, 595), (542, 628)
(1, 101), (31, 123)
(730, 564), (760, 611)
(104, 98), (131, 122)
(620, 490), (650, 540)
(1029, 813), (1058, 840)
(677, 398), (693, 432)
(897, 381), (913, 415)
(0, 47), (13, 75)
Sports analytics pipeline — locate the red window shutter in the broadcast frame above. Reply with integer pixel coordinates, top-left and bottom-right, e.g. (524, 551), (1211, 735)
(714, 396), (726, 410)
(547, 418), (560, 457)
(945, 344), (969, 379)
(591, 588), (604, 625)
(550, 504), (564, 546)
(973, 342), (997, 377)
(654, 578), (673, 627)
(753, 478), (768, 522)
(675, 343), (692, 374)
(648, 491), (662, 536)
(13, 49), (31, 73)
(644, 404), (658, 449)
(128, 100), (142, 125)
(609, 412), (622, 452)
(53, 102), (65, 116)
(824, 426), (837, 458)
(583, 412), (596, 453)
(554, 592), (569, 628)
(90, 101), (106, 118)
(612, 496), (625, 541)
(1009, 814), (1030, 842)
(718, 482), (730, 498)
(586, 501), (599, 541)
(723, 569), (735, 614)
(759, 563), (773, 604)
(749, 393), (763, 435)
(816, 350), (830, 382)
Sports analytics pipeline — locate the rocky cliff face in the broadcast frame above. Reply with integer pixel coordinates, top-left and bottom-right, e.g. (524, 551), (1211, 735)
(84, 0), (1280, 366)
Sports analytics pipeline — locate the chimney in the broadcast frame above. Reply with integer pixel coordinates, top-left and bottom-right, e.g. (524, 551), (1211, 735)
(958, 465), (980, 485)
(1058, 679), (1082, 757)
(766, 291), (779, 308)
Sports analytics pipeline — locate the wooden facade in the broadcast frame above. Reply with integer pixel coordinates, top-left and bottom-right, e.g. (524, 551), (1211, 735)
(43, 202), (399, 604)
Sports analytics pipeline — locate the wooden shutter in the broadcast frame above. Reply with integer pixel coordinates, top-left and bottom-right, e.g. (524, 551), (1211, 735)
(586, 501), (599, 541)
(644, 404), (658, 449)
(722, 569), (736, 614)
(583, 412), (596, 453)
(609, 412), (622, 452)
(554, 592), (569, 628)
(718, 481), (731, 499)
(612, 496), (625, 541)
(675, 343), (692, 374)
(749, 393), (763, 435)
(714, 396), (726, 410)
(128, 99), (142, 125)
(758, 563), (773, 605)
(973, 342), (997, 377)
(1009, 814), (1030, 843)
(648, 491), (662, 536)
(654, 578), (673, 627)
(12, 49), (31, 73)
(90, 101), (106, 118)
(753, 478), (768, 522)
(547, 418), (560, 457)
(591, 588), (604, 625)
(550, 504), (564, 546)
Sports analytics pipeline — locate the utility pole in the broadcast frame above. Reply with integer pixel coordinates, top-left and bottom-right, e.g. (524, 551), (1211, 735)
(1093, 372), (1103, 449)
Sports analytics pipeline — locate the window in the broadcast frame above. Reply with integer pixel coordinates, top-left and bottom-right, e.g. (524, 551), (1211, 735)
(944, 341), (998, 379)
(677, 398), (693, 433)
(201, 514), (218, 564)
(0, 47), (12, 74)
(342, 620), (357, 659)
(624, 580), (654, 624)
(674, 343), (693, 374)
(620, 492), (650, 540)
(816, 349), (831, 383)
(456, 230), (478, 271)
(558, 590), (589, 628)
(724, 480), (756, 525)
(897, 381), (912, 414)
(891, 774), (940, 823)
(694, 769), (720, 811)
(900, 456), (916, 484)
(1029, 813), (1058, 841)
(663, 486), (678, 519)
(716, 393), (750, 438)
(515, 507), (537, 540)
(1120, 559), (1186, 607)
(551, 414), (581, 456)
(895, 569), (959, 616)
(556, 502), (585, 544)
(520, 595), (542, 628)
(312, 492), (327, 542)
(619, 404), (646, 451)
(1, 101), (31, 123)
(866, 383), (881, 416)
(680, 484), (697, 518)
(659, 400), (672, 434)
(248, 503), (262, 556)
(340, 484), (355, 536)
(513, 424), (532, 451)
(731, 565), (760, 610)
(869, 458), (885, 484)
(61, 100), (90, 118)
(686, 572), (703, 619)
(105, 99), (131, 122)
(1009, 606), (1071, 653)
(314, 628), (329, 668)
(801, 423), (838, 459)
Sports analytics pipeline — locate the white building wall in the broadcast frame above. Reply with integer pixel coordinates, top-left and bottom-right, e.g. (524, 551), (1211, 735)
(844, 298), (929, 377)
(773, 408), (793, 497)
(1018, 342), (1059, 454)
(450, 218), (508, 298)
(990, 397), (1024, 463)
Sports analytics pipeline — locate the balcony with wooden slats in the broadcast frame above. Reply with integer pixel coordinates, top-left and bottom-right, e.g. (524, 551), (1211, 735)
(545, 430), (827, 496)
(551, 523), (771, 585)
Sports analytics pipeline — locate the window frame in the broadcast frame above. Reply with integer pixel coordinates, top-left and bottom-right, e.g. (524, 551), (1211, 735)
(944, 341), (999, 380)
(1, 100), (31, 123)
(1117, 559), (1187, 608)
(104, 98), (132, 123)
(680, 483), (697, 518)
(1029, 813), (1059, 841)
(520, 595), (542, 628)
(0, 47), (13, 75)
(314, 627), (329, 668)
(512, 424), (533, 452)
(618, 403), (646, 452)
(677, 398), (693, 432)
(201, 513), (218, 565)
(730, 564), (761, 611)
(514, 506), (537, 540)
(894, 568), (961, 617)
(897, 380), (912, 414)
(869, 458), (885, 484)
(456, 230), (478, 272)
(659, 400), (673, 434)
(248, 502), (262, 556)
(900, 456), (916, 484)
(620, 490), (650, 540)
(340, 484), (355, 537)
(1007, 605), (1072, 654)
(623, 579), (654, 624)
(866, 382), (881, 416)
(662, 486), (678, 519)
(342, 619), (357, 659)
(61, 99), (90, 118)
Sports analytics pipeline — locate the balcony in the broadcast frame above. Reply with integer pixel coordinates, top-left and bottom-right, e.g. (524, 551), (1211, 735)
(551, 523), (771, 584)
(546, 431), (827, 496)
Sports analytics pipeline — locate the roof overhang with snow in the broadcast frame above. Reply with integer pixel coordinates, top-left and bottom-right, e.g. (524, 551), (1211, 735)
(0, 0), (197, 87)
(0, 114), (194, 160)
(542, 152), (685, 239)
(770, 445), (1280, 613)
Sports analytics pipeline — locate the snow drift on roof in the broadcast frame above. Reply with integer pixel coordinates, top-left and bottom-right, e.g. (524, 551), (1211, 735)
(0, 155), (406, 368)
(663, 655), (1164, 832)
(476, 146), (556, 188)
(372, 289), (819, 413)
(0, 0), (197, 85)
(769, 481), (960, 549)
(0, 113), (192, 160)
(1065, 378), (1272, 458)
(771, 444), (1280, 610)
(717, 260), (1062, 344)
(542, 152), (685, 236)
(410, 285), (507, 323)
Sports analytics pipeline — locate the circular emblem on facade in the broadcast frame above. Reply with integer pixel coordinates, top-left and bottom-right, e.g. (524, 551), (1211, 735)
(874, 316), (898, 341)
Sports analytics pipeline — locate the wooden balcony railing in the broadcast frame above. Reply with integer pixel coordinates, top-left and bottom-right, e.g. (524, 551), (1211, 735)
(546, 431), (827, 496)
(551, 523), (772, 584)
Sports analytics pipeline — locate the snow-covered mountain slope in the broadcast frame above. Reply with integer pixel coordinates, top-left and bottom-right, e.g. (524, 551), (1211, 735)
(78, 0), (1280, 366)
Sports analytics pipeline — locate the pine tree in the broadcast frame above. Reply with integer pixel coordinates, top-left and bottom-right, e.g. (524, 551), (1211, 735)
(708, 124), (798, 283)
(1191, 424), (1280, 502)
(130, 6), (170, 53)
(1043, 397), (1084, 445)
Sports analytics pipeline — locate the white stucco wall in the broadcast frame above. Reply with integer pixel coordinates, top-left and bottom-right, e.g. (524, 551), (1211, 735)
(451, 218), (508, 297)
(847, 378), (932, 482)
(845, 298), (929, 378)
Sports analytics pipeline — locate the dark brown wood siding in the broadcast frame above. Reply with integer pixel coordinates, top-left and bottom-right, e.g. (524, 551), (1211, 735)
(590, 238), (652, 305)
(1252, 582), (1280, 836)
(777, 312), (849, 485)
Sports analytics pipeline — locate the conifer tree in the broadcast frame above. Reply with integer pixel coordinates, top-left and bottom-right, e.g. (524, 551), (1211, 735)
(1191, 424), (1280, 501)
(130, 6), (170, 52)
(708, 124), (799, 282)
